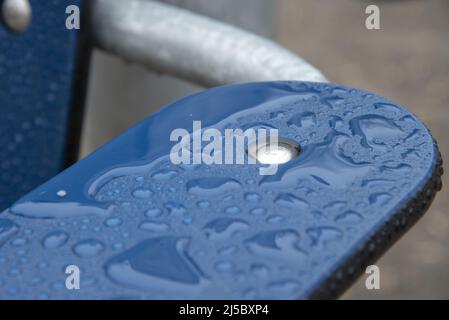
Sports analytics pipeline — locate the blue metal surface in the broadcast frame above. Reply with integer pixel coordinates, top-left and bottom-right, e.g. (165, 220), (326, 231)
(0, 0), (88, 211)
(0, 81), (438, 299)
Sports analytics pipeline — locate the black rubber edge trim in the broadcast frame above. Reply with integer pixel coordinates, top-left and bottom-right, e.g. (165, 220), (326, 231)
(307, 140), (444, 300)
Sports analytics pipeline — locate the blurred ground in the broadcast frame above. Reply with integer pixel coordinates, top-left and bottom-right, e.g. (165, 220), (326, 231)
(276, 0), (449, 299)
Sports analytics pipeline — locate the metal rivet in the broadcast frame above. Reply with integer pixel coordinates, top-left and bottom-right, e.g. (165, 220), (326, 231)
(2, 0), (32, 33)
(247, 138), (300, 165)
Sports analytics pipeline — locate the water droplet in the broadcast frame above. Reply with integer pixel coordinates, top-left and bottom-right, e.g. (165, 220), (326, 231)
(56, 190), (67, 198)
(261, 132), (374, 188)
(42, 231), (69, 249)
(250, 207), (266, 216)
(329, 116), (345, 130)
(0, 219), (19, 248)
(250, 263), (269, 278)
(266, 215), (285, 224)
(8, 268), (21, 277)
(196, 200), (210, 209)
(380, 163), (411, 174)
(10, 201), (113, 219)
(214, 261), (234, 273)
(350, 115), (404, 151)
(31, 276), (43, 286)
(132, 189), (153, 199)
(72, 239), (105, 258)
(322, 95), (346, 108)
(187, 177), (241, 196)
(361, 178), (394, 187)
(145, 208), (163, 218)
(246, 230), (306, 262)
(369, 192), (392, 205)
(224, 206), (241, 214)
(183, 216), (193, 225)
(334, 210), (363, 224)
(323, 201), (347, 211)
(218, 245), (238, 255)
(269, 110), (287, 119)
(164, 202), (187, 216)
(11, 238), (27, 247)
(203, 218), (249, 241)
(139, 221), (170, 233)
(373, 102), (402, 116)
(223, 195), (234, 202)
(244, 192), (261, 202)
(307, 227), (343, 246)
(104, 218), (123, 228)
(287, 112), (316, 129)
(151, 169), (178, 181)
(105, 237), (209, 295)
(401, 148), (420, 160)
(242, 288), (259, 299)
(274, 193), (309, 210)
(267, 280), (301, 298)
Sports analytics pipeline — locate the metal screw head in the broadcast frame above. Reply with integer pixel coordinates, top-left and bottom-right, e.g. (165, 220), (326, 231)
(247, 138), (300, 165)
(2, 0), (32, 33)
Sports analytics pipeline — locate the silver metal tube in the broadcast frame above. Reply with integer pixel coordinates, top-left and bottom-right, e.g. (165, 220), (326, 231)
(89, 0), (327, 87)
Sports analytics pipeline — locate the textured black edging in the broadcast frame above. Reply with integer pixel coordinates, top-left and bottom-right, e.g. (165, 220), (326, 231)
(307, 141), (444, 300)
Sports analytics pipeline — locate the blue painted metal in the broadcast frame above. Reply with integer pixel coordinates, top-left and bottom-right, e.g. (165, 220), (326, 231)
(0, 81), (439, 299)
(0, 0), (89, 211)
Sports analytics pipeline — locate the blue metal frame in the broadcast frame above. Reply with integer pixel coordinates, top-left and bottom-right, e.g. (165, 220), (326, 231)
(0, 0), (90, 211)
(0, 81), (440, 299)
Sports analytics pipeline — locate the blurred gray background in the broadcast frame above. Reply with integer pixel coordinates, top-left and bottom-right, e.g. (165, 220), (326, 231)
(80, 0), (449, 299)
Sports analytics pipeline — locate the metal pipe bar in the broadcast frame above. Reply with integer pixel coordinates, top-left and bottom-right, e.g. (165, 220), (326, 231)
(89, 0), (327, 87)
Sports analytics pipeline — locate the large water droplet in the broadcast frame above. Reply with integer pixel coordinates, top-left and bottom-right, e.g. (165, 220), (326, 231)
(10, 201), (113, 219)
(104, 237), (208, 296)
(349, 115), (404, 151)
(187, 177), (241, 196)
